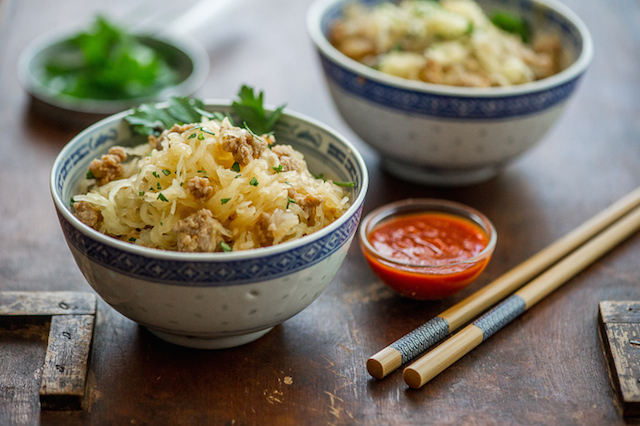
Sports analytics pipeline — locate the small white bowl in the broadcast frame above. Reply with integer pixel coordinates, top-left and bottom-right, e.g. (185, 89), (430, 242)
(50, 102), (368, 349)
(308, 0), (593, 186)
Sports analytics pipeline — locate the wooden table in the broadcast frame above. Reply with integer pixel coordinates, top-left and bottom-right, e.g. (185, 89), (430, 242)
(1, 0), (639, 424)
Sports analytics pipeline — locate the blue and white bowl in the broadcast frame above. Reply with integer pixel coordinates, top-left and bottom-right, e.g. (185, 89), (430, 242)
(50, 102), (368, 349)
(308, 0), (593, 186)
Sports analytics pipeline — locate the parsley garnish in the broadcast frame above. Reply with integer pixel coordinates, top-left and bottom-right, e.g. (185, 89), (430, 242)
(491, 11), (530, 42)
(334, 181), (355, 188)
(86, 170), (95, 179)
(249, 177), (259, 186)
(197, 133), (205, 140)
(272, 164), (283, 173)
(221, 198), (231, 205)
(235, 174), (242, 179)
(231, 162), (240, 172)
(188, 133), (196, 139)
(231, 85), (285, 135)
(156, 182), (161, 190)
(220, 242), (232, 252)
(152, 171), (159, 178)
(286, 197), (296, 209)
(157, 193), (168, 202)
(70, 197), (75, 207)
(129, 237), (136, 242)
(162, 169), (171, 176)
(139, 191), (145, 196)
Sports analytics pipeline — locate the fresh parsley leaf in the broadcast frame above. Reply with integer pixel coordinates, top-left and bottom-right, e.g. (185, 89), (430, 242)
(286, 197), (296, 209)
(333, 181), (355, 188)
(220, 242), (232, 252)
(43, 16), (178, 100)
(491, 11), (530, 43)
(86, 170), (95, 179)
(231, 162), (241, 172)
(272, 164), (283, 173)
(162, 169), (171, 176)
(221, 198), (231, 205)
(157, 193), (168, 202)
(231, 85), (285, 135)
(249, 177), (259, 186)
(125, 97), (214, 136)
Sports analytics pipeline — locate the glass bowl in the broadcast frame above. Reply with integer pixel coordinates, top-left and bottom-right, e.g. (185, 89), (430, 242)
(359, 199), (497, 300)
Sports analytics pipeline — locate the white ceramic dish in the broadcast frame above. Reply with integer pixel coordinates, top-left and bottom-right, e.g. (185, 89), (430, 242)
(50, 102), (369, 349)
(308, 0), (593, 186)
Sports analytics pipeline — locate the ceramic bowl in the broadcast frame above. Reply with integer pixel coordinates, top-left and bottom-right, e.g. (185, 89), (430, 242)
(18, 30), (209, 128)
(308, 0), (593, 186)
(359, 199), (496, 300)
(50, 102), (368, 349)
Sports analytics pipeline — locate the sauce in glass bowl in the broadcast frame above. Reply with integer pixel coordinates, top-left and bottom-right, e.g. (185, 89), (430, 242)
(360, 199), (496, 300)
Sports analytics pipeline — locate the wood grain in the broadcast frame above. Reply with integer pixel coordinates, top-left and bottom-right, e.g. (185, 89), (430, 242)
(599, 301), (640, 418)
(1, 0), (639, 424)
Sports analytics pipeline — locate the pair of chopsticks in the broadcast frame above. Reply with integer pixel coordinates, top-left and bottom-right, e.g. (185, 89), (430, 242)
(367, 186), (640, 389)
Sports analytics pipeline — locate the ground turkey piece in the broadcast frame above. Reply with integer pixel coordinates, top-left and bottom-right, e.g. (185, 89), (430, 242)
(88, 146), (127, 186)
(187, 176), (213, 203)
(74, 201), (103, 229)
(287, 188), (324, 226)
(220, 118), (268, 166)
(173, 209), (226, 252)
(272, 145), (306, 172)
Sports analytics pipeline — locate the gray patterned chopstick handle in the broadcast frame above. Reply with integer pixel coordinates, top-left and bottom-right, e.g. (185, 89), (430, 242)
(390, 316), (450, 364)
(473, 295), (527, 341)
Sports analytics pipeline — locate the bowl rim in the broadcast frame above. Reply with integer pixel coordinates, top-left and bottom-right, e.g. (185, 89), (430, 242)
(50, 100), (369, 261)
(17, 26), (210, 114)
(307, 0), (594, 98)
(359, 198), (497, 269)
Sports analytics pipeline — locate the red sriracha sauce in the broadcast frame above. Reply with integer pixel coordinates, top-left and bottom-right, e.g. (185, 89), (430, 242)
(362, 212), (493, 300)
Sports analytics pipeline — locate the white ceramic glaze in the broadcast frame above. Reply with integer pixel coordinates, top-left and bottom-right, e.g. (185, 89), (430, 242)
(51, 102), (368, 349)
(308, 0), (594, 186)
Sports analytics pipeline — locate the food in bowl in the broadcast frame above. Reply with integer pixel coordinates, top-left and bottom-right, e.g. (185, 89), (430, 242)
(329, 0), (561, 87)
(43, 16), (178, 100)
(50, 89), (368, 349)
(307, 0), (593, 186)
(71, 92), (350, 252)
(360, 199), (496, 299)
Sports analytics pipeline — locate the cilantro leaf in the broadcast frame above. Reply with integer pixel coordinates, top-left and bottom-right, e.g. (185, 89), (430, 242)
(491, 11), (530, 43)
(231, 85), (285, 135)
(125, 97), (214, 136)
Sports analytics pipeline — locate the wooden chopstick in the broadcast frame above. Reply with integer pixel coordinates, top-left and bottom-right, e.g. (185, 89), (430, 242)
(367, 186), (640, 380)
(403, 201), (640, 389)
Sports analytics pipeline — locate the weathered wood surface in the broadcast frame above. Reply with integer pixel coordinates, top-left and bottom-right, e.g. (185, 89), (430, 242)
(0, 292), (97, 411)
(599, 301), (640, 418)
(1, 0), (640, 424)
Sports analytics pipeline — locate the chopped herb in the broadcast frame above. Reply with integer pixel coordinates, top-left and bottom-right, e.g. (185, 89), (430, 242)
(125, 97), (214, 136)
(272, 164), (283, 173)
(201, 129), (216, 136)
(139, 191), (145, 196)
(311, 172), (325, 181)
(220, 198), (231, 205)
(152, 171), (159, 178)
(160, 221), (163, 226)
(70, 197), (75, 207)
(197, 170), (206, 173)
(86, 170), (95, 179)
(162, 169), (171, 176)
(220, 242), (232, 252)
(157, 193), (168, 202)
(231, 162), (240, 172)
(156, 182), (161, 190)
(180, 182), (184, 186)
(128, 237), (136, 242)
(42, 16), (178, 101)
(334, 181), (355, 188)
(249, 177), (259, 186)
(285, 180), (292, 186)
(188, 133), (197, 139)
(491, 11), (530, 43)
(286, 197), (296, 209)
(231, 85), (286, 135)
(197, 133), (205, 140)
(235, 174), (242, 179)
